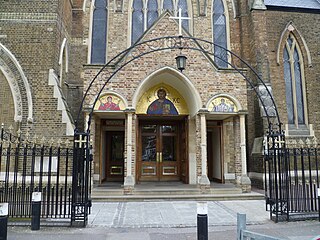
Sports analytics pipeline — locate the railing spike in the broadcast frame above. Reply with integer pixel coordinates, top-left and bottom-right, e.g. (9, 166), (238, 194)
(40, 136), (46, 146)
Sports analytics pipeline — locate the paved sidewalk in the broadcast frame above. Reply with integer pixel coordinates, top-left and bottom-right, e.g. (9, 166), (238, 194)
(6, 200), (320, 240)
(88, 200), (270, 227)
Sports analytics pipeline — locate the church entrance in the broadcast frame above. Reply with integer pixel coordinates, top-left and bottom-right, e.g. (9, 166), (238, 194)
(137, 119), (187, 182)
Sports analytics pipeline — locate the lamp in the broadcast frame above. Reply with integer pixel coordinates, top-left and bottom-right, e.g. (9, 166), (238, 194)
(175, 54), (187, 72)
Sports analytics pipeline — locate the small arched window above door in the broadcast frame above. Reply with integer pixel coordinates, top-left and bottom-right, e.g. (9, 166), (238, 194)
(283, 33), (307, 127)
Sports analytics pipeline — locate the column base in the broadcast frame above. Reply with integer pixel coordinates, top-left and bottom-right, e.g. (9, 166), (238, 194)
(124, 176), (135, 195)
(198, 175), (210, 194)
(237, 175), (251, 193)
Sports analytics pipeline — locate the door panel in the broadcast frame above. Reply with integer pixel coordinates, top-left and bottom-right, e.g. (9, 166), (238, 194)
(106, 131), (124, 181)
(139, 122), (180, 181)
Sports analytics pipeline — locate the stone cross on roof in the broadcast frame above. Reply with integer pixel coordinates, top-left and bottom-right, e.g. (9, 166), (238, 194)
(169, 8), (190, 36)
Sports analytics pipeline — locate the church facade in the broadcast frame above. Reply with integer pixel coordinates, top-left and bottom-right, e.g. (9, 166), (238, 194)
(0, 0), (319, 193)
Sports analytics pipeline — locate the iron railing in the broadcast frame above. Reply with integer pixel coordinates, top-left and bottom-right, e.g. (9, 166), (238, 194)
(265, 132), (320, 222)
(0, 126), (73, 220)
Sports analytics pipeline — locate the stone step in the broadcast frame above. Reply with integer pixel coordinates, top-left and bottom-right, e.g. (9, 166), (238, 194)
(91, 192), (264, 202)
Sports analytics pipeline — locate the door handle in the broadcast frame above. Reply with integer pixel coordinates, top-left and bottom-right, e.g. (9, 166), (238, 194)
(156, 152), (159, 162)
(159, 152), (162, 163)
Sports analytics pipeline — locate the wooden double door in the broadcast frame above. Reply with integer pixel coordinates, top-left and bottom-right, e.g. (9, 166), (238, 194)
(138, 120), (187, 182)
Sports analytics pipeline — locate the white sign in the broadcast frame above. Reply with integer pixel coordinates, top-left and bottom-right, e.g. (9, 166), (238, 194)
(32, 192), (42, 202)
(197, 202), (208, 215)
(35, 156), (58, 173)
(0, 203), (8, 216)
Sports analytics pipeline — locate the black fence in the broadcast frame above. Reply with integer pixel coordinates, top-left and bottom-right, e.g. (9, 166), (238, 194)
(0, 127), (73, 221)
(265, 131), (320, 222)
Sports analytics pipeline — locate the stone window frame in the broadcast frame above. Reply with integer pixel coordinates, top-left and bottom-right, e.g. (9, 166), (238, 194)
(128, 0), (193, 46)
(211, 0), (231, 68)
(283, 33), (307, 127)
(277, 23), (312, 136)
(88, 0), (109, 64)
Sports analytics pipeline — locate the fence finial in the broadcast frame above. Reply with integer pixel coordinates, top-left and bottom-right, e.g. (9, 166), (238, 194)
(313, 137), (318, 148)
(8, 125), (13, 134)
(49, 137), (55, 147)
(40, 136), (46, 146)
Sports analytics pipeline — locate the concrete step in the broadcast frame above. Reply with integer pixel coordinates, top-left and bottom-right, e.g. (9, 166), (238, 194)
(91, 192), (264, 202)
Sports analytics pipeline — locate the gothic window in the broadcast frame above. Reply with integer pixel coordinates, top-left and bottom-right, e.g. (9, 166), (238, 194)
(212, 0), (228, 68)
(131, 0), (190, 45)
(132, 0), (144, 44)
(283, 34), (305, 125)
(177, 0), (189, 30)
(147, 0), (159, 28)
(91, 0), (108, 64)
(163, 0), (174, 11)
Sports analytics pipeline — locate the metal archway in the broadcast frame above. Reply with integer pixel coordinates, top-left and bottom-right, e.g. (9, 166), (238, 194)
(71, 35), (284, 227)
(76, 36), (281, 133)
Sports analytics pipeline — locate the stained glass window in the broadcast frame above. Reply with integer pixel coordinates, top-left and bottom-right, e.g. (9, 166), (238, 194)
(283, 34), (305, 125)
(91, 0), (107, 64)
(131, 0), (190, 45)
(163, 0), (174, 11)
(177, 0), (189, 30)
(147, 0), (159, 28)
(132, 0), (144, 44)
(212, 0), (228, 68)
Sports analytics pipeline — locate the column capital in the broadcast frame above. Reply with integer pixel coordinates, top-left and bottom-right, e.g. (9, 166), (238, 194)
(124, 108), (136, 114)
(198, 108), (209, 115)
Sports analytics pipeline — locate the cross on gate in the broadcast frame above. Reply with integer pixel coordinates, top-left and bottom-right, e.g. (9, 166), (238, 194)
(274, 135), (285, 147)
(75, 134), (87, 148)
(169, 8), (191, 36)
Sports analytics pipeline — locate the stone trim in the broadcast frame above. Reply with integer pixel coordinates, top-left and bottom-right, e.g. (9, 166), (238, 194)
(0, 43), (33, 122)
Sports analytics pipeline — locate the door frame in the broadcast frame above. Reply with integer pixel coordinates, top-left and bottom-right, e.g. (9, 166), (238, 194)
(207, 121), (224, 183)
(136, 116), (188, 183)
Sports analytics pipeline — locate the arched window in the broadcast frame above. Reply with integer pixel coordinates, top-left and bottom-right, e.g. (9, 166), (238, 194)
(283, 34), (305, 126)
(212, 0), (228, 68)
(177, 0), (189, 30)
(131, 0), (190, 45)
(91, 0), (108, 64)
(163, 0), (174, 11)
(132, 0), (144, 44)
(147, 0), (159, 28)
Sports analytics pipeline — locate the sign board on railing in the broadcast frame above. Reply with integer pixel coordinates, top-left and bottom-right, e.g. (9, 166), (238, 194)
(0, 203), (8, 216)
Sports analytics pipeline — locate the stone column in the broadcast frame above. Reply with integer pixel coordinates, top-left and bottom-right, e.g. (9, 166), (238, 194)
(198, 112), (210, 192)
(124, 110), (135, 194)
(238, 114), (251, 192)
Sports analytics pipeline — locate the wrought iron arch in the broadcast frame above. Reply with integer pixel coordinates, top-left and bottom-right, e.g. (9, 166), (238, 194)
(76, 35), (281, 132)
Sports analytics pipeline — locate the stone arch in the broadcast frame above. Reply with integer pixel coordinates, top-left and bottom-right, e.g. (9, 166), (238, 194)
(0, 43), (33, 122)
(132, 66), (202, 116)
(276, 22), (312, 67)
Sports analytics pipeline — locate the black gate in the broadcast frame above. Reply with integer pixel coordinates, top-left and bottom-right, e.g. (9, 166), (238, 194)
(264, 127), (320, 222)
(0, 126), (73, 220)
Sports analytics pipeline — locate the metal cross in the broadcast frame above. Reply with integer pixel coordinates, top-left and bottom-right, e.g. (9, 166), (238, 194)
(75, 134), (87, 148)
(274, 135), (285, 147)
(169, 8), (191, 36)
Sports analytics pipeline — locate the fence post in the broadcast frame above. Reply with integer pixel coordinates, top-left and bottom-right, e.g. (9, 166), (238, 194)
(237, 213), (246, 240)
(318, 188), (320, 222)
(197, 202), (208, 240)
(0, 203), (8, 240)
(31, 192), (41, 230)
